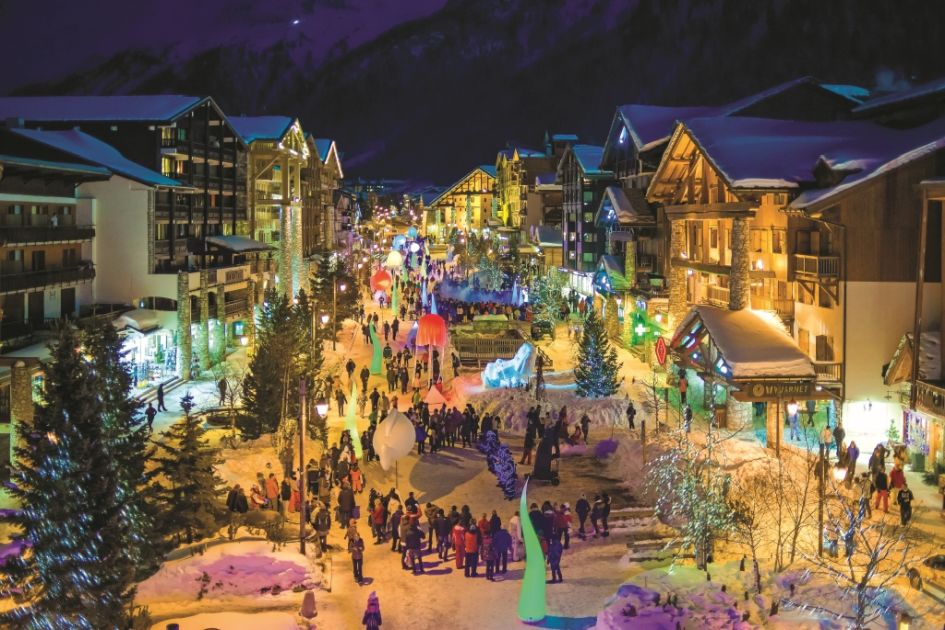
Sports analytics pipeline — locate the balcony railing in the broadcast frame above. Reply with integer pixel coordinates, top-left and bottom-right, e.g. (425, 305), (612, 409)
(707, 285), (730, 307)
(751, 296), (796, 318)
(813, 361), (843, 382)
(636, 253), (656, 272)
(794, 254), (840, 277)
(916, 380), (945, 417)
(1, 264), (95, 293)
(0, 225), (94, 244)
(224, 298), (248, 318)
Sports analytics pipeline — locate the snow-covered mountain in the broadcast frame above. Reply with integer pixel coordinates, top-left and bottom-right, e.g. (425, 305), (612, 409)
(6, 0), (945, 180)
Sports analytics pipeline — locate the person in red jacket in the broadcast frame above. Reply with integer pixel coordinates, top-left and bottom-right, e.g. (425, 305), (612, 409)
(464, 524), (481, 577)
(889, 463), (906, 503)
(452, 522), (466, 569)
(371, 502), (387, 544)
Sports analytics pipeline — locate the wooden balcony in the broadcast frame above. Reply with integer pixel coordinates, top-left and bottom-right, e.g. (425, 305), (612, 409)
(0, 225), (94, 244)
(794, 254), (840, 278)
(0, 264), (95, 294)
(813, 361), (843, 382)
(915, 380), (945, 417)
(707, 285), (730, 307)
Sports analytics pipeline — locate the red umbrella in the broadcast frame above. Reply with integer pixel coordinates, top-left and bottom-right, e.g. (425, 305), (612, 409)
(370, 269), (393, 293)
(416, 313), (448, 348)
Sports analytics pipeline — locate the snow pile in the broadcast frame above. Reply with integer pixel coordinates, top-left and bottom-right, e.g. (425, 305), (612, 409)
(593, 582), (752, 629)
(467, 387), (629, 433)
(137, 540), (319, 617)
(150, 611), (300, 630)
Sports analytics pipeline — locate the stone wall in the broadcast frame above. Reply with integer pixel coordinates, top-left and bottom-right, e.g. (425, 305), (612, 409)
(176, 271), (192, 380)
(729, 216), (750, 311)
(668, 220), (689, 330)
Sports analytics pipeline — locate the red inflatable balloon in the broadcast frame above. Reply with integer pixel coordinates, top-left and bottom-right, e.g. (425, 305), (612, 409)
(370, 269), (393, 293)
(416, 313), (448, 348)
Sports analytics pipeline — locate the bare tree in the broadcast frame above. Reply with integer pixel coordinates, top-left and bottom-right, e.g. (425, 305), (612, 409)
(806, 481), (918, 628)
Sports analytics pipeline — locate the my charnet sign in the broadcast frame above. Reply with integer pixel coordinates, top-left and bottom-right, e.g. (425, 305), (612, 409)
(737, 380), (814, 400)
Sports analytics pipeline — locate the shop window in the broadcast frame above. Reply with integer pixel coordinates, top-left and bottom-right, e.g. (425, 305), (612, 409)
(772, 229), (785, 254)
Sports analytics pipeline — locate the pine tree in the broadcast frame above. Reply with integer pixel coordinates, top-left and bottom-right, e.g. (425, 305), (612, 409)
(0, 325), (135, 628)
(83, 320), (165, 580)
(153, 393), (227, 545)
(574, 307), (622, 398)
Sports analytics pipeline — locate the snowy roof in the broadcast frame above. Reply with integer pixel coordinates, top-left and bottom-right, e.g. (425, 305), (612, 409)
(206, 235), (274, 253)
(673, 305), (815, 380)
(853, 76), (945, 114)
(535, 172), (557, 186)
(790, 116), (945, 208)
(531, 225), (562, 247)
(112, 309), (178, 334)
(0, 153), (111, 177)
(677, 115), (945, 195)
(596, 186), (653, 226)
(9, 127), (185, 188)
(885, 332), (942, 384)
(229, 116), (294, 143)
(498, 146), (544, 159)
(429, 165), (496, 207)
(313, 138), (334, 162)
(551, 133), (578, 142)
(596, 255), (631, 293)
(0, 95), (205, 122)
(616, 104), (717, 152)
(821, 83), (871, 104)
(570, 144), (610, 177)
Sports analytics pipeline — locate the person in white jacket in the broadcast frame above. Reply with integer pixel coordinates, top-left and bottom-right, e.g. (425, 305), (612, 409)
(508, 510), (523, 561)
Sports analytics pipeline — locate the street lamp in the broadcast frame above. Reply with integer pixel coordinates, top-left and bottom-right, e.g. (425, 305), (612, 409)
(332, 281), (347, 351)
(315, 398), (329, 417)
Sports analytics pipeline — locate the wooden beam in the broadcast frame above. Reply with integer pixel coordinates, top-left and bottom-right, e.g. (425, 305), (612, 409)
(664, 202), (755, 220)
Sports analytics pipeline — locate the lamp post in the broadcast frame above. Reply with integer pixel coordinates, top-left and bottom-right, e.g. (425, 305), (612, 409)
(298, 377), (307, 556)
(331, 281), (347, 351)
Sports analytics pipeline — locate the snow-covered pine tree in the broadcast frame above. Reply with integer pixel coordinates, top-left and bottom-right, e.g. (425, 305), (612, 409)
(575, 306), (621, 398)
(153, 394), (227, 546)
(83, 320), (165, 579)
(0, 325), (135, 628)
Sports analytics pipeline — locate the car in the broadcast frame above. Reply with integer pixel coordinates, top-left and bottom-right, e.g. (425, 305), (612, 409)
(531, 320), (555, 340)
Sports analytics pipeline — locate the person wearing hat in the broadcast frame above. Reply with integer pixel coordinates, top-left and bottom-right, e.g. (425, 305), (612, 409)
(362, 592), (382, 629)
(348, 528), (365, 585)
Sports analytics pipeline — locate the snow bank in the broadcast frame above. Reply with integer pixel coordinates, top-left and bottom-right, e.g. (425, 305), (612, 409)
(593, 581), (752, 629)
(467, 387), (629, 433)
(150, 611), (300, 630)
(137, 540), (319, 616)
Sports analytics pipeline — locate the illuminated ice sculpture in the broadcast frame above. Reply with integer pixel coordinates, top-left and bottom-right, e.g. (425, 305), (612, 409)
(482, 343), (535, 389)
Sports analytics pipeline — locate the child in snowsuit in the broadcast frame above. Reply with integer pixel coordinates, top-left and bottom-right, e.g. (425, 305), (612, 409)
(362, 592), (382, 629)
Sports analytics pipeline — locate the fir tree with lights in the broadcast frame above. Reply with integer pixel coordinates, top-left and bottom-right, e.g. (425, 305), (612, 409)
(575, 306), (622, 398)
(0, 325), (137, 628)
(152, 392), (227, 545)
(83, 320), (165, 579)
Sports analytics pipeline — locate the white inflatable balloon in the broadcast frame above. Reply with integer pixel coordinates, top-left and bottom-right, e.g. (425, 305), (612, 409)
(372, 409), (416, 471)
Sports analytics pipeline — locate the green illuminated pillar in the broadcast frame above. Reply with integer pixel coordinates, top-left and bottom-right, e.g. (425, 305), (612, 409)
(370, 323), (383, 375)
(518, 479), (546, 622)
(346, 381), (363, 459)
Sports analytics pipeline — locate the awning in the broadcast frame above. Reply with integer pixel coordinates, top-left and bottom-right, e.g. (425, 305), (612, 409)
(671, 305), (815, 381)
(206, 235), (274, 253)
(112, 309), (178, 334)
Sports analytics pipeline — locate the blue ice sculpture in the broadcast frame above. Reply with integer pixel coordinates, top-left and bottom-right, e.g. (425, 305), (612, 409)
(482, 343), (535, 389)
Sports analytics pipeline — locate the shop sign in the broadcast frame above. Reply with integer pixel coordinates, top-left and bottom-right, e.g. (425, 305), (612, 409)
(738, 380), (814, 400)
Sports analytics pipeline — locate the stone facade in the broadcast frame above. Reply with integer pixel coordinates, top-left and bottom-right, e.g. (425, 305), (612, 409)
(10, 361), (34, 434)
(668, 220), (689, 329)
(213, 285), (226, 364)
(176, 271), (192, 381)
(728, 216), (751, 311)
(196, 270), (211, 373)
